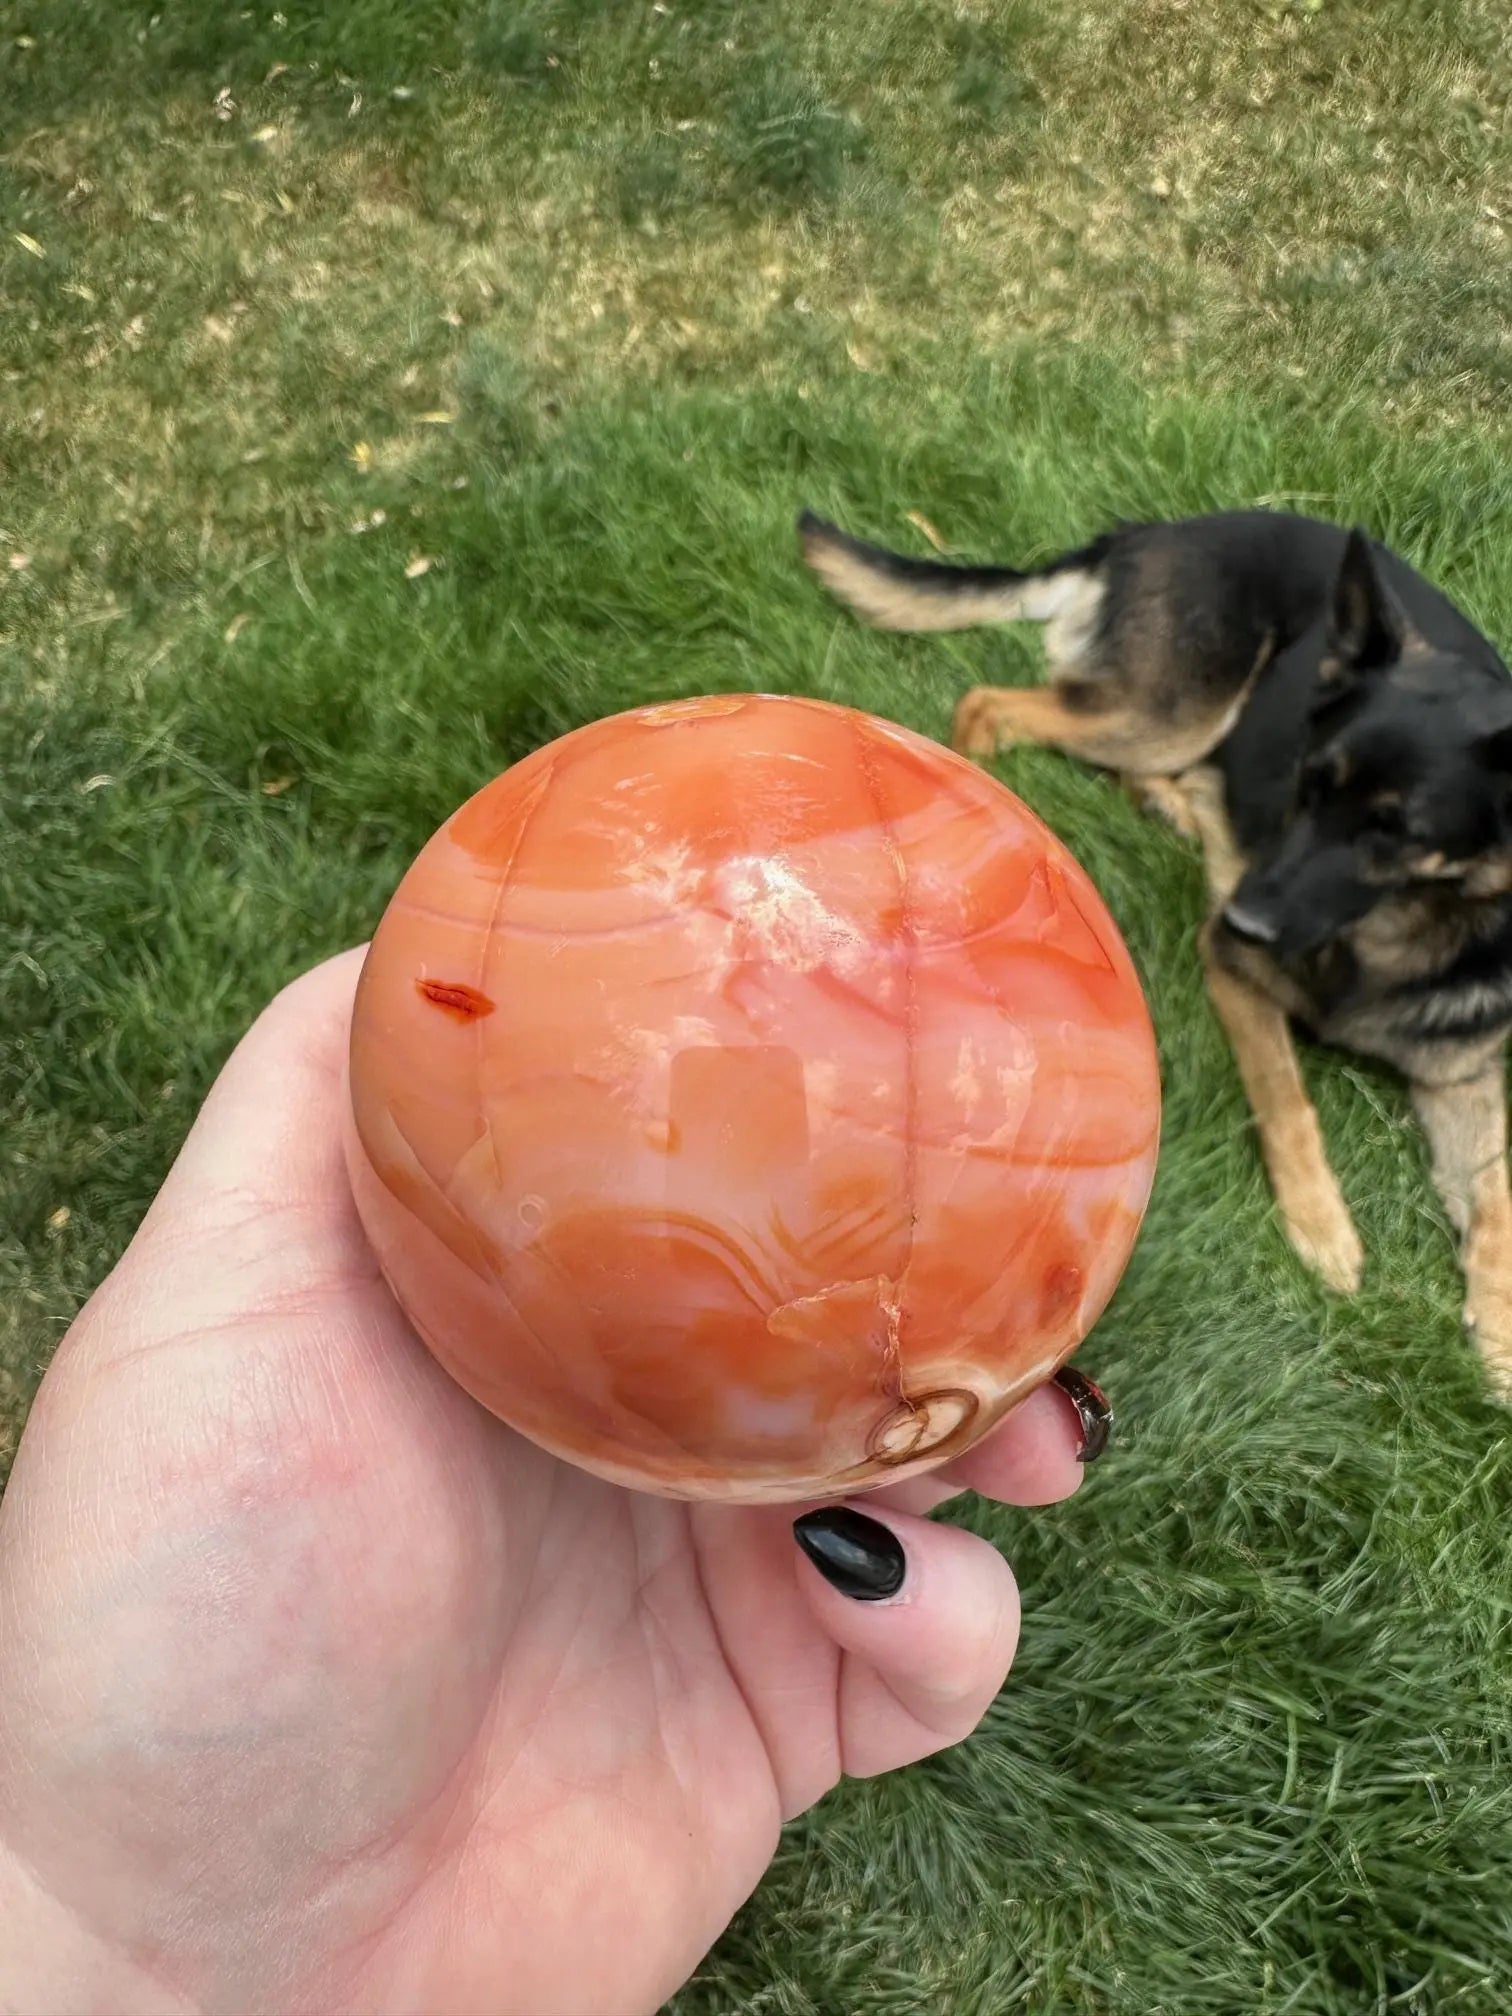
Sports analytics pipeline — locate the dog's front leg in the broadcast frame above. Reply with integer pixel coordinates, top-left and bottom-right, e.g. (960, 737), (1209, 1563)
(1411, 1064), (1512, 1400)
(1199, 934), (1365, 1294)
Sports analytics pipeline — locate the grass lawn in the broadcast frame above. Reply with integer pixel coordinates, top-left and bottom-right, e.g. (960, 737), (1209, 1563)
(6, 1), (1512, 2008)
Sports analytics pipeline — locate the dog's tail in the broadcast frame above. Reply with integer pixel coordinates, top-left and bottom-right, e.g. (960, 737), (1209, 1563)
(798, 510), (1099, 633)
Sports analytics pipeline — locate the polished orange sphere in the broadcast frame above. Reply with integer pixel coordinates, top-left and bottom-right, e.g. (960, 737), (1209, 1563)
(344, 694), (1160, 1502)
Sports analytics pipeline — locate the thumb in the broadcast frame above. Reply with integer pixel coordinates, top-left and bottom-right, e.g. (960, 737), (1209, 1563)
(63, 949), (374, 1371)
(148, 945), (369, 1226)
(792, 1503), (1021, 1779)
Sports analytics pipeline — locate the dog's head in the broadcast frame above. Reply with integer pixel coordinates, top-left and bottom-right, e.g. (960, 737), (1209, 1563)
(1223, 530), (1512, 959)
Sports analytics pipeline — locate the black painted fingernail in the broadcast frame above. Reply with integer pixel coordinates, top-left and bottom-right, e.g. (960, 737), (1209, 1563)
(1053, 1365), (1113, 1463)
(793, 1507), (906, 1601)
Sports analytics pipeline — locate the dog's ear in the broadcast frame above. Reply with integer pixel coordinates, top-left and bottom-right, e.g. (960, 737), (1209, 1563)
(1323, 527), (1404, 678)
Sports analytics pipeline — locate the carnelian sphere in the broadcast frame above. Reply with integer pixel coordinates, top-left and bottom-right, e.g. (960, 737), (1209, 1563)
(344, 694), (1160, 1503)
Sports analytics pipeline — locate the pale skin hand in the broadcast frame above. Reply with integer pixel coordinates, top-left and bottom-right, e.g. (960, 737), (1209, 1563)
(0, 949), (1089, 2016)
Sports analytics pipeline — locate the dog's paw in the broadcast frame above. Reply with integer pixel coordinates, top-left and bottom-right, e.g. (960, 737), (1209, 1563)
(1130, 775), (1201, 841)
(1281, 1189), (1365, 1295)
(951, 688), (1016, 760)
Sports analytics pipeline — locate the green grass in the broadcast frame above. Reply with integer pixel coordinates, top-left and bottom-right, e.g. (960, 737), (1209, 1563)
(6, 2), (1512, 2009)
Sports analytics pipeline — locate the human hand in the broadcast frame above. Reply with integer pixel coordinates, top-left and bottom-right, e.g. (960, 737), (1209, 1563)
(0, 949), (1100, 2016)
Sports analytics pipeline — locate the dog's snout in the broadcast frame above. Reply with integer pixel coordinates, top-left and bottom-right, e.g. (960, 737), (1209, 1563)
(1222, 901), (1281, 946)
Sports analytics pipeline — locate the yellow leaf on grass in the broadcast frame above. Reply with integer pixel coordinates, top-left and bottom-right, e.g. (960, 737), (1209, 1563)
(224, 612), (252, 642)
(404, 554), (436, 579)
(905, 511), (950, 554)
(351, 441), (373, 472)
(261, 777), (296, 797)
(14, 233), (44, 258)
(416, 409), (457, 425)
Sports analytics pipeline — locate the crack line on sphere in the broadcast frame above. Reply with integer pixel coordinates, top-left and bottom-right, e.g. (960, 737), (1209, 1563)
(850, 720), (921, 1417)
(473, 752), (562, 1223)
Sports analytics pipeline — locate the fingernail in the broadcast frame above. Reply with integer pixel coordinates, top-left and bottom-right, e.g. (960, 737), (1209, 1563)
(1052, 1365), (1114, 1463)
(793, 1506), (906, 1601)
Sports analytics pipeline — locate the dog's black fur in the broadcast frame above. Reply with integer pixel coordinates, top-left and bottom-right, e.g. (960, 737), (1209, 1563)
(799, 504), (1512, 1391)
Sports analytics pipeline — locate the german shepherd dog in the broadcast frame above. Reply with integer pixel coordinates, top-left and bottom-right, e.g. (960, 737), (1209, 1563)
(799, 506), (1512, 1397)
